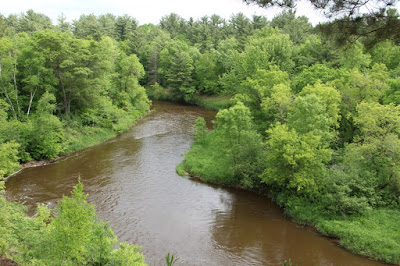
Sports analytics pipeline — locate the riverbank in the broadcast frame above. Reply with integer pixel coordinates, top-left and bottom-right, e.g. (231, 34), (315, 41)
(2, 109), (150, 183)
(178, 135), (400, 264)
(145, 85), (231, 111)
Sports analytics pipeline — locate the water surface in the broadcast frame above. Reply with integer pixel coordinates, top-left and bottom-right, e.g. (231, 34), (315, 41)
(6, 101), (383, 265)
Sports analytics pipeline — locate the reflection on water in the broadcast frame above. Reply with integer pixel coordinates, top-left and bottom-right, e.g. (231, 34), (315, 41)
(6, 101), (383, 265)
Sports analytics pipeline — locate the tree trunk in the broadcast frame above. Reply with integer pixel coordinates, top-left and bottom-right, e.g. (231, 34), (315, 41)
(0, 63), (17, 119)
(1, 86), (17, 119)
(12, 53), (21, 117)
(27, 88), (37, 118)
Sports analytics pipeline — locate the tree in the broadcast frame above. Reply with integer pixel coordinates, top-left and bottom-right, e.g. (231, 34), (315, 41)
(158, 39), (198, 101)
(317, 8), (400, 47)
(330, 65), (389, 143)
(73, 14), (102, 40)
(292, 63), (340, 93)
(370, 40), (400, 70)
(129, 24), (171, 84)
(215, 101), (265, 186)
(159, 13), (186, 39)
(347, 102), (400, 193)
(228, 13), (254, 50)
(0, 141), (20, 178)
(29, 92), (64, 160)
(57, 13), (70, 32)
(18, 33), (57, 118)
(219, 27), (294, 94)
(339, 41), (371, 69)
(263, 123), (331, 195)
(188, 16), (214, 52)
(25, 182), (147, 265)
(194, 51), (222, 94)
(245, 0), (400, 45)
(0, 15), (14, 37)
(0, 37), (20, 119)
(292, 83), (341, 146)
(16, 9), (53, 34)
(294, 36), (339, 67)
(261, 83), (294, 125)
(236, 66), (290, 127)
(115, 14), (137, 41)
(270, 10), (313, 44)
(245, 0), (397, 17)
(114, 53), (150, 113)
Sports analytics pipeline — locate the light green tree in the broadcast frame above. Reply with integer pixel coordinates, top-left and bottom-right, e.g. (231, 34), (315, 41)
(30, 92), (64, 159)
(263, 123), (331, 195)
(215, 101), (265, 187)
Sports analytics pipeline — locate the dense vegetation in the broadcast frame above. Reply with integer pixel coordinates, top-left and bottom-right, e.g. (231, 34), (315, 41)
(1, 7), (400, 264)
(0, 181), (146, 265)
(0, 14), (151, 181)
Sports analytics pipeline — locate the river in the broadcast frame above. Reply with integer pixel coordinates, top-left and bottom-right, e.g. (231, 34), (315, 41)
(5, 101), (383, 265)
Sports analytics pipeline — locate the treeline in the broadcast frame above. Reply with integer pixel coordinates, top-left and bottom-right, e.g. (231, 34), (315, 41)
(0, 12), (151, 180)
(170, 9), (400, 265)
(1, 8), (400, 264)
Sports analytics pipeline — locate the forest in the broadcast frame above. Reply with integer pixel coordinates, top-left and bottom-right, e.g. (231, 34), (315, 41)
(0, 6), (400, 264)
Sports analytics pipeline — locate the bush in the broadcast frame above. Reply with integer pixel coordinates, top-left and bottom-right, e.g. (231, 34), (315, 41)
(0, 141), (21, 178)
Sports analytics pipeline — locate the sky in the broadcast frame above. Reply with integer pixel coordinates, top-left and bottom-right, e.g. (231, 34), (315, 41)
(0, 0), (329, 25)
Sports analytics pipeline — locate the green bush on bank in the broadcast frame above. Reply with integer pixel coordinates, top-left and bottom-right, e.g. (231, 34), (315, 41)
(183, 100), (400, 263)
(0, 182), (147, 265)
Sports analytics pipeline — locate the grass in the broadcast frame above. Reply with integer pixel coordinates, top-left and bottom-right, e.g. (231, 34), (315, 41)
(64, 126), (116, 154)
(317, 208), (400, 263)
(180, 132), (400, 264)
(270, 193), (400, 264)
(145, 85), (232, 111)
(63, 111), (146, 155)
(179, 131), (236, 185)
(192, 94), (232, 111)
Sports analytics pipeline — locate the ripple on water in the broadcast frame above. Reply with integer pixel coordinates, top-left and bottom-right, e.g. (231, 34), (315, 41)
(5, 101), (385, 266)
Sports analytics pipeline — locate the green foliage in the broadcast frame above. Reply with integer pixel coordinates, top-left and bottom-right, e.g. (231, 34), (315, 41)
(182, 102), (265, 187)
(349, 102), (400, 193)
(220, 27), (294, 95)
(146, 83), (168, 100)
(370, 40), (400, 70)
(193, 117), (208, 141)
(262, 123), (331, 195)
(29, 93), (65, 160)
(339, 41), (371, 70)
(292, 64), (340, 93)
(159, 39), (198, 101)
(0, 182), (147, 265)
(323, 167), (376, 215)
(215, 102), (265, 186)
(0, 27), (150, 163)
(0, 141), (20, 178)
(3, 8), (400, 264)
(180, 130), (235, 184)
(383, 77), (400, 105)
(261, 83), (293, 124)
(37, 182), (117, 264)
(270, 10), (313, 44)
(194, 51), (221, 94)
(166, 253), (179, 266)
(317, 209), (400, 264)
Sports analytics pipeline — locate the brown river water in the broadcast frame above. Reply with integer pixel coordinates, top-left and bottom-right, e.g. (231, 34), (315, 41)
(5, 101), (384, 266)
